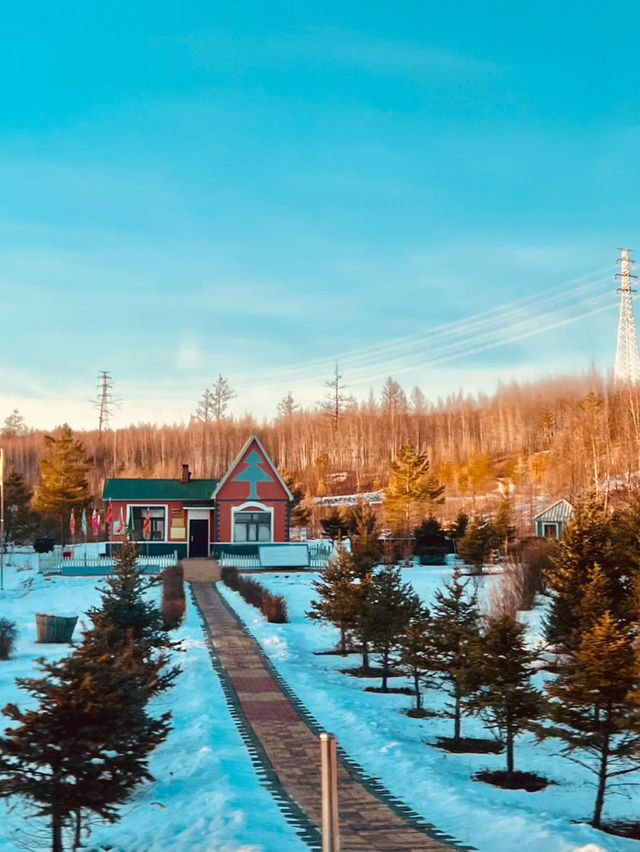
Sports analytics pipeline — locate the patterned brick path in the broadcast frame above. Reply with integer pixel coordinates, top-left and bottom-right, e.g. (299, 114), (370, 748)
(191, 581), (472, 852)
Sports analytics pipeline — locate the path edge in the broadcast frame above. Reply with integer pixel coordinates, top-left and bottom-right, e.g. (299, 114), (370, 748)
(189, 583), (322, 850)
(213, 582), (476, 852)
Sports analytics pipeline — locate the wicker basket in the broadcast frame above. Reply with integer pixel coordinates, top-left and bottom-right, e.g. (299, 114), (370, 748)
(35, 614), (78, 643)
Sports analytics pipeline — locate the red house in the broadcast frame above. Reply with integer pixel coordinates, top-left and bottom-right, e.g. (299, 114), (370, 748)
(102, 435), (293, 559)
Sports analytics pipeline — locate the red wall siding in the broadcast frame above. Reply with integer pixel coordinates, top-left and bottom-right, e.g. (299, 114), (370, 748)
(107, 500), (214, 542)
(214, 437), (290, 542)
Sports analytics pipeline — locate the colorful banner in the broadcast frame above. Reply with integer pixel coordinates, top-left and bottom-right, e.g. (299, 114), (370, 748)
(69, 508), (76, 537)
(142, 508), (151, 540)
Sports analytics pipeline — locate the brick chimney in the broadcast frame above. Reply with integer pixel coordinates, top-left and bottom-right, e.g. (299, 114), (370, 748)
(181, 463), (191, 483)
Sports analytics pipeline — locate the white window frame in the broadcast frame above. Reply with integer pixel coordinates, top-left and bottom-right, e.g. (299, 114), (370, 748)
(232, 501), (274, 544)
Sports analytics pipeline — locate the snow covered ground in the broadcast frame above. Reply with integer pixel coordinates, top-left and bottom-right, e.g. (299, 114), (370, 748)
(219, 562), (640, 852)
(0, 555), (307, 852)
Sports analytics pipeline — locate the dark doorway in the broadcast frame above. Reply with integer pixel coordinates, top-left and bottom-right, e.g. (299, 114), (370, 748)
(189, 519), (209, 557)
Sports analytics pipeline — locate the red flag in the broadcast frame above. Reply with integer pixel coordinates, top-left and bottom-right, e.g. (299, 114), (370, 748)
(143, 508), (151, 540)
(69, 508), (76, 537)
(106, 499), (113, 525)
(118, 507), (125, 535)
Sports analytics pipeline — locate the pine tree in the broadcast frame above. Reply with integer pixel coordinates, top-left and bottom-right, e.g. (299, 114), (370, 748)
(399, 607), (435, 714)
(194, 387), (216, 423)
(277, 391), (299, 418)
(1, 409), (27, 437)
(87, 541), (173, 657)
(211, 374), (236, 421)
(3, 470), (39, 544)
(282, 472), (310, 527)
(492, 499), (516, 556)
(384, 442), (444, 537)
(320, 508), (349, 543)
(534, 612), (640, 828)
(0, 639), (171, 852)
(307, 543), (360, 654)
(466, 616), (542, 777)
(544, 494), (631, 650)
(357, 565), (421, 691)
(33, 425), (91, 545)
(429, 570), (482, 742)
(457, 515), (498, 574)
(448, 511), (469, 540)
(319, 363), (354, 429)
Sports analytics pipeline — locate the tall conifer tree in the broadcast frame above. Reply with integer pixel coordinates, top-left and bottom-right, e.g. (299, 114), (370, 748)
(535, 612), (640, 828)
(467, 616), (542, 777)
(384, 442), (443, 537)
(429, 570), (482, 742)
(33, 425), (91, 545)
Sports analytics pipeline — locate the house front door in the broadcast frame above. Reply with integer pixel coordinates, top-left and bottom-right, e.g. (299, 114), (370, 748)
(189, 519), (209, 557)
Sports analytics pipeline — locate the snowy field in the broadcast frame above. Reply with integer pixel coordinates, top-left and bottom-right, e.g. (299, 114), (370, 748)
(219, 562), (640, 852)
(0, 556), (307, 852)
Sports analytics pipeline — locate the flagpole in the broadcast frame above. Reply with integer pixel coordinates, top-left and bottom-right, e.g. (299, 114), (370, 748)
(0, 448), (5, 592)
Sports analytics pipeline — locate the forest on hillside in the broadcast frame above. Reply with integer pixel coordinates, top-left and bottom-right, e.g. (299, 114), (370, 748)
(2, 372), (640, 525)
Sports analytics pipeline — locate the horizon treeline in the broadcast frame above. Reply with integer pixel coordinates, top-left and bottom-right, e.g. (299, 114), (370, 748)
(2, 371), (640, 514)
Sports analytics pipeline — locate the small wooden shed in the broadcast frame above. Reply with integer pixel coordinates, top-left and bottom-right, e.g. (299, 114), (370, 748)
(532, 499), (574, 540)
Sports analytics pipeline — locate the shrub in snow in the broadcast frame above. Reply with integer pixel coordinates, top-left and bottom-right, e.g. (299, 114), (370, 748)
(0, 618), (18, 660)
(261, 593), (288, 624)
(220, 566), (240, 590)
(162, 564), (186, 630)
(222, 571), (289, 623)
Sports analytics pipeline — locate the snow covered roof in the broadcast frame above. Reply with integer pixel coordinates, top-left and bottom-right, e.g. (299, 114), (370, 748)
(532, 499), (574, 524)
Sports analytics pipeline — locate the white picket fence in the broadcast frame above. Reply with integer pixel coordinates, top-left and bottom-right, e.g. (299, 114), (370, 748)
(218, 553), (261, 569)
(39, 550), (179, 575)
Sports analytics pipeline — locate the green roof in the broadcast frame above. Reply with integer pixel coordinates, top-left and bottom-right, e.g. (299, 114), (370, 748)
(103, 478), (218, 501)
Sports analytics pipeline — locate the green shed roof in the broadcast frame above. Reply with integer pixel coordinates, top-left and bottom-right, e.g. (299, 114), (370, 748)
(103, 478), (218, 501)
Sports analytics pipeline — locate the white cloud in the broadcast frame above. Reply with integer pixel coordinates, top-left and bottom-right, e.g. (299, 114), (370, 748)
(176, 341), (200, 370)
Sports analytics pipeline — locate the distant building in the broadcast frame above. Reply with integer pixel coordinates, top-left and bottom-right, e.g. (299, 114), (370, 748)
(532, 499), (574, 540)
(102, 434), (293, 558)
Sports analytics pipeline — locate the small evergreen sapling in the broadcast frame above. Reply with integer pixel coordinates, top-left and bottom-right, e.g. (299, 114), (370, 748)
(457, 515), (498, 574)
(357, 565), (421, 691)
(429, 570), (482, 742)
(399, 606), (436, 715)
(308, 542), (360, 654)
(535, 611), (640, 829)
(466, 615), (542, 778)
(0, 618), (18, 660)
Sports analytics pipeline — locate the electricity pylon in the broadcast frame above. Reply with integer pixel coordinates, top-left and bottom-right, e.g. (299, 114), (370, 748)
(614, 248), (640, 384)
(91, 371), (120, 434)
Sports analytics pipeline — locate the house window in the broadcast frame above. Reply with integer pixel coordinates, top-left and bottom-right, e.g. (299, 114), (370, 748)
(234, 511), (271, 542)
(131, 506), (165, 541)
(543, 523), (558, 539)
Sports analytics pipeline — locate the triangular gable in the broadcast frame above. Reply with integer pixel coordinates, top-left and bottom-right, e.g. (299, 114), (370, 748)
(213, 435), (293, 502)
(532, 499), (574, 523)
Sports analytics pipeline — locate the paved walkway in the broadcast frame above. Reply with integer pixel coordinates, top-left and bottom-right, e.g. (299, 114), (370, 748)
(191, 581), (472, 852)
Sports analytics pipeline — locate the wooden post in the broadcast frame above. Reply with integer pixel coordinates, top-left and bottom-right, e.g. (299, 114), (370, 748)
(320, 732), (340, 852)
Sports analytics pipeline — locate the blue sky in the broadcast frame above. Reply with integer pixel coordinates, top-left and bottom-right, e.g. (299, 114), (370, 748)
(1, 1), (638, 428)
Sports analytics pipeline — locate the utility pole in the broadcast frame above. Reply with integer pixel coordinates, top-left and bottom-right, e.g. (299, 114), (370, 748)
(91, 371), (120, 434)
(614, 249), (640, 384)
